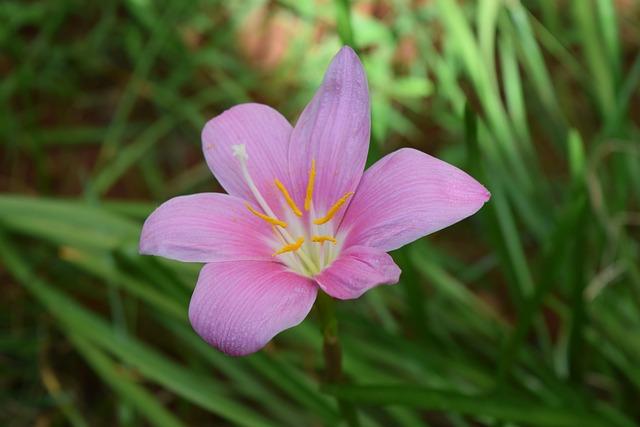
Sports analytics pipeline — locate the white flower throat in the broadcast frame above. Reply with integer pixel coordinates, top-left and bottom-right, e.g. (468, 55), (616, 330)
(232, 144), (352, 277)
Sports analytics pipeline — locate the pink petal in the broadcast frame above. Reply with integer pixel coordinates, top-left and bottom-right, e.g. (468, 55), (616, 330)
(288, 47), (370, 225)
(202, 103), (293, 213)
(140, 193), (274, 263)
(341, 148), (490, 252)
(189, 261), (317, 356)
(314, 246), (400, 300)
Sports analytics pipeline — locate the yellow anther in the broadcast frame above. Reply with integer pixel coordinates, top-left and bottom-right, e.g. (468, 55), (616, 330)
(312, 235), (337, 245)
(273, 236), (305, 256)
(245, 204), (287, 228)
(304, 159), (316, 211)
(313, 191), (354, 225)
(275, 179), (302, 217)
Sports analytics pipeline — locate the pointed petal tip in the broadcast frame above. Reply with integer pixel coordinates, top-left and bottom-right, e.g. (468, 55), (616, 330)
(470, 180), (491, 204)
(481, 186), (491, 203)
(452, 178), (491, 205)
(462, 178), (490, 204)
(438, 162), (491, 205)
(337, 45), (357, 57)
(330, 45), (364, 71)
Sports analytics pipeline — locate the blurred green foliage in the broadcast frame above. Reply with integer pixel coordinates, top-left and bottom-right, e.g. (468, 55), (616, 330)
(2, 0), (640, 426)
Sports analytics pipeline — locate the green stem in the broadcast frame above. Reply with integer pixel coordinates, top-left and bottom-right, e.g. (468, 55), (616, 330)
(316, 292), (359, 426)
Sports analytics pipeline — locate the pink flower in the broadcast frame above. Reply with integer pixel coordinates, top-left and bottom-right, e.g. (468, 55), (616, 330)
(140, 47), (490, 356)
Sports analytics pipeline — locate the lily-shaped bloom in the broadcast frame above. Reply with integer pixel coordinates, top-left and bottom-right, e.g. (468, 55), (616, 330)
(140, 47), (489, 356)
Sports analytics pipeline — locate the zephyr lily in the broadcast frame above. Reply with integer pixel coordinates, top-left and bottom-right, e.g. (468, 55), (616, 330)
(139, 46), (490, 356)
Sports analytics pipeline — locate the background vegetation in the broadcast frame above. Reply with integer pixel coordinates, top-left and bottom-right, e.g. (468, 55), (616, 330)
(2, 0), (640, 426)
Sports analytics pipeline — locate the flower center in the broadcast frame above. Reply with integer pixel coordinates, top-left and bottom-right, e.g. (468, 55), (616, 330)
(232, 144), (352, 277)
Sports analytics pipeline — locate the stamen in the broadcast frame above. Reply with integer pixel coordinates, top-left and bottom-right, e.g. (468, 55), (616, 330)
(231, 145), (318, 273)
(273, 236), (305, 256)
(312, 235), (337, 245)
(304, 159), (316, 211)
(313, 191), (354, 225)
(246, 204), (287, 227)
(275, 179), (302, 217)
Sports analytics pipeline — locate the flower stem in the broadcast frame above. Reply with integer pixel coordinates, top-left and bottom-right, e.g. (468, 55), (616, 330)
(316, 291), (359, 427)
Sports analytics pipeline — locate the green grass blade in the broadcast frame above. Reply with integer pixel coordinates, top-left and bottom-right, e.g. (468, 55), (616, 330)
(70, 336), (187, 427)
(323, 384), (615, 427)
(0, 231), (278, 427)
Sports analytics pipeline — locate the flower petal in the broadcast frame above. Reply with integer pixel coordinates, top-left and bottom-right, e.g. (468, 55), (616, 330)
(341, 148), (490, 252)
(202, 103), (293, 211)
(315, 246), (400, 300)
(189, 261), (317, 356)
(288, 46), (370, 226)
(140, 193), (274, 263)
